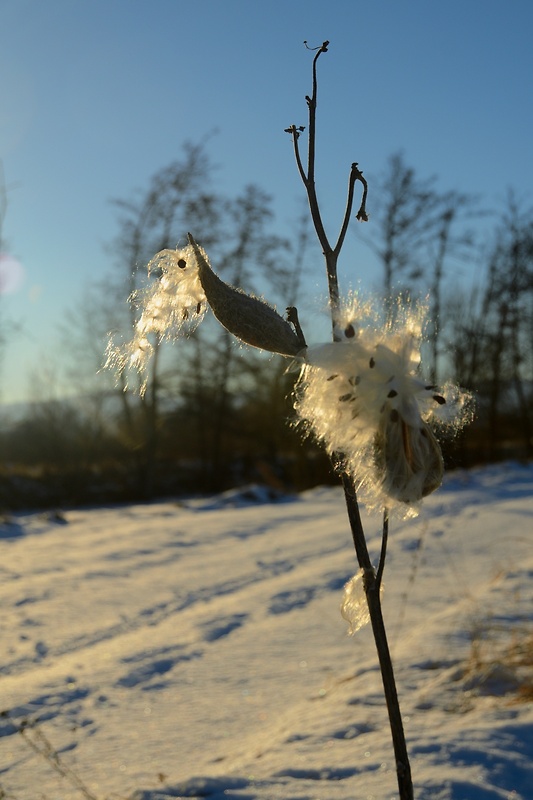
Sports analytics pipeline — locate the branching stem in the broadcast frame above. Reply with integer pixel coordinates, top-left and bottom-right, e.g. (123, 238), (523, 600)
(287, 42), (413, 800)
(285, 43), (368, 327)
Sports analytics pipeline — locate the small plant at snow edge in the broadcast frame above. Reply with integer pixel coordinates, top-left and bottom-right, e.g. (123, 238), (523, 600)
(0, 710), (99, 800)
(105, 41), (473, 800)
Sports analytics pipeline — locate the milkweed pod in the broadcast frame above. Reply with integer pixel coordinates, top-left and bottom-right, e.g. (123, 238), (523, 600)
(374, 404), (444, 504)
(187, 234), (304, 357)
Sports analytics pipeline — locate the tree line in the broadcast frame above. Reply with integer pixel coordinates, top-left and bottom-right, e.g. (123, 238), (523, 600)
(1, 145), (532, 509)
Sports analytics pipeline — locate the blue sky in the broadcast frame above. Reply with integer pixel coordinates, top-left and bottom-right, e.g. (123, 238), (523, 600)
(1, 0), (532, 405)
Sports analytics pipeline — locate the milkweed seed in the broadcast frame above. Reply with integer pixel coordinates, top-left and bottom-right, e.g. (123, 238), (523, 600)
(387, 389), (398, 398)
(344, 324), (356, 338)
(177, 259), (187, 269)
(369, 357), (375, 368)
(433, 394), (446, 405)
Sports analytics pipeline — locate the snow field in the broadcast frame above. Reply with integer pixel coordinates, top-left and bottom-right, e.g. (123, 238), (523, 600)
(1, 464), (532, 799)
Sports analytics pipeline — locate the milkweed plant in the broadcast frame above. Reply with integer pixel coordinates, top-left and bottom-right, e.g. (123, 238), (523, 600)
(106, 240), (471, 515)
(106, 41), (473, 800)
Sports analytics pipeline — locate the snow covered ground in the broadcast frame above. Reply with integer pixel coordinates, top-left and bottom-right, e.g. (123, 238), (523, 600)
(1, 463), (532, 800)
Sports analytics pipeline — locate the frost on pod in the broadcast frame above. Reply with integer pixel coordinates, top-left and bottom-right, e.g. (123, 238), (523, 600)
(294, 295), (473, 515)
(105, 244), (207, 394)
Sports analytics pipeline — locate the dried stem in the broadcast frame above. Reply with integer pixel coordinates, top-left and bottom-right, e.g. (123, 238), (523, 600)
(287, 42), (413, 800)
(4, 713), (99, 800)
(376, 509), (389, 590)
(285, 43), (368, 324)
(334, 163), (367, 255)
(340, 478), (412, 798)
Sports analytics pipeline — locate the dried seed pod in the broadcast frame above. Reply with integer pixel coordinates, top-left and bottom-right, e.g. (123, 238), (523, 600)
(374, 407), (444, 503)
(293, 293), (472, 515)
(187, 234), (304, 357)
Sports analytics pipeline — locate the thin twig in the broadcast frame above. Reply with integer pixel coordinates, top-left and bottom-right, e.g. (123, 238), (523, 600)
(17, 718), (98, 800)
(287, 42), (332, 257)
(307, 42), (329, 191)
(285, 125), (308, 187)
(334, 163), (368, 256)
(376, 509), (389, 591)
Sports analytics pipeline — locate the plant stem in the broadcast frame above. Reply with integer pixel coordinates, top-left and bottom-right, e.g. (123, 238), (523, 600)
(365, 579), (413, 800)
(287, 41), (414, 800)
(341, 475), (413, 799)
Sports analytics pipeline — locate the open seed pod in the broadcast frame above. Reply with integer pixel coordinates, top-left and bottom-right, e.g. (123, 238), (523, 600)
(374, 403), (444, 504)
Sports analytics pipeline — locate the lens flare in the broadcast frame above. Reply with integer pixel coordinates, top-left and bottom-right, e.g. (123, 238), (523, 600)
(0, 253), (25, 295)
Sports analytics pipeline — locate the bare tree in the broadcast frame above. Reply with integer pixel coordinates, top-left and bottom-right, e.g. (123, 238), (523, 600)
(446, 194), (533, 459)
(0, 161), (8, 386)
(427, 197), (481, 383)
(64, 145), (300, 497)
(175, 184), (294, 489)
(368, 153), (477, 331)
(106, 143), (223, 496)
(370, 153), (442, 298)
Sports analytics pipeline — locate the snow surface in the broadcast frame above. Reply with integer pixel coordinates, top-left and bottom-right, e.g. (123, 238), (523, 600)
(1, 463), (532, 800)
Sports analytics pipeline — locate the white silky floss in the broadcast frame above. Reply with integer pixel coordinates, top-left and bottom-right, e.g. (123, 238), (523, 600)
(294, 295), (473, 516)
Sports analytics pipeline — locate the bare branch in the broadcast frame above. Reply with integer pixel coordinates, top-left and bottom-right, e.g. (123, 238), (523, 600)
(376, 510), (389, 591)
(334, 162), (368, 256)
(286, 42), (368, 306)
(285, 125), (308, 187)
(307, 42), (329, 187)
(355, 166), (369, 222)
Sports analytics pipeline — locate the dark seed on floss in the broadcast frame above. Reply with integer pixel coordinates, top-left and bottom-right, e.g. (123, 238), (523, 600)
(177, 259), (187, 269)
(344, 324), (356, 338)
(387, 389), (398, 398)
(196, 302), (202, 314)
(433, 394), (446, 405)
(338, 393), (353, 402)
(369, 357), (375, 368)
(327, 374), (339, 381)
